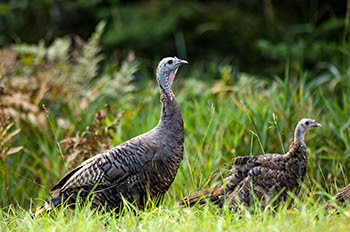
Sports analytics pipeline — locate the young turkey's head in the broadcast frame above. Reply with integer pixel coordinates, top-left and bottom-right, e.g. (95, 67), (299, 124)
(157, 57), (188, 100)
(294, 118), (322, 143)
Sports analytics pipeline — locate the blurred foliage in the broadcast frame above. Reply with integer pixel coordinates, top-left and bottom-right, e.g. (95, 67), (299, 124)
(0, 22), (140, 207)
(0, 0), (349, 74)
(61, 105), (122, 169)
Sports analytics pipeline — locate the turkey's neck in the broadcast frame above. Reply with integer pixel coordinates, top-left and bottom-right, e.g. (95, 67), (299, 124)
(294, 127), (306, 146)
(158, 89), (183, 131)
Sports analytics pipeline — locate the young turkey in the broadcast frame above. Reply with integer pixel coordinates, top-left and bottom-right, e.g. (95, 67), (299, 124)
(182, 118), (321, 210)
(35, 57), (187, 216)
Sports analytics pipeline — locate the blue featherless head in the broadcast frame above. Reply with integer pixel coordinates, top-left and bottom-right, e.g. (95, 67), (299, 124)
(156, 57), (188, 100)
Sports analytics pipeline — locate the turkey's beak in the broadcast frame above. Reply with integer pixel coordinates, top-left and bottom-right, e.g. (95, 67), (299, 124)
(180, 60), (188, 65)
(314, 122), (322, 127)
(174, 56), (188, 66)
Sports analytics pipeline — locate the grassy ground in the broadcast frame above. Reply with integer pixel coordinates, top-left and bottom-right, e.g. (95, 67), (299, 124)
(1, 27), (350, 230)
(1, 197), (350, 231)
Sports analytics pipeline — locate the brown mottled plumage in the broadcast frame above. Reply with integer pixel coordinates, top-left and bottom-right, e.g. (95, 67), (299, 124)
(35, 57), (187, 217)
(324, 183), (350, 210)
(182, 118), (321, 210)
(333, 184), (350, 204)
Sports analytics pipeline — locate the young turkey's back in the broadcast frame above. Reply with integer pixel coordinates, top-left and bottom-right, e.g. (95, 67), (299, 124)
(35, 57), (187, 216)
(182, 118), (321, 210)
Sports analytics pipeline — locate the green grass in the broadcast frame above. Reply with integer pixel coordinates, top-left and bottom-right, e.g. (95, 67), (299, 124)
(1, 32), (350, 230)
(2, 192), (350, 231)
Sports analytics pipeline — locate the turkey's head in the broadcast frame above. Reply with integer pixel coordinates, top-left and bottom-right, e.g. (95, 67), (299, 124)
(157, 57), (188, 100)
(294, 118), (322, 142)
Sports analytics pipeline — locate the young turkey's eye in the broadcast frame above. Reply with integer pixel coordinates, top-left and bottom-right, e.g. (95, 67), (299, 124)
(167, 60), (173, 65)
(305, 121), (309, 125)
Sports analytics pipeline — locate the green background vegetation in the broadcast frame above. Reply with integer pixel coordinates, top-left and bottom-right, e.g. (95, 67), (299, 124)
(1, 0), (350, 231)
(0, 0), (348, 74)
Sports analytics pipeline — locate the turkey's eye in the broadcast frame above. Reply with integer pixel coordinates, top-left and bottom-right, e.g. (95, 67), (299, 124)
(305, 121), (309, 125)
(167, 60), (173, 65)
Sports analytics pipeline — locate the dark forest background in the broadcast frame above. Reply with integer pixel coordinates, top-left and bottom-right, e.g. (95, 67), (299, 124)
(1, 0), (348, 75)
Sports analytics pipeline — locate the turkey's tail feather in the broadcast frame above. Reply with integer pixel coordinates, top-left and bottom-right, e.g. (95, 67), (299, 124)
(181, 186), (225, 207)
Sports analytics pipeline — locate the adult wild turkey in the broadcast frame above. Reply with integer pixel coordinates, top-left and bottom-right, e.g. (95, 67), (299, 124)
(182, 118), (321, 210)
(35, 57), (187, 216)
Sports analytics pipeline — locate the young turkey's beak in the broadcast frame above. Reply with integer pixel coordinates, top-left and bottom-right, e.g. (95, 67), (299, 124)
(313, 121), (322, 127)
